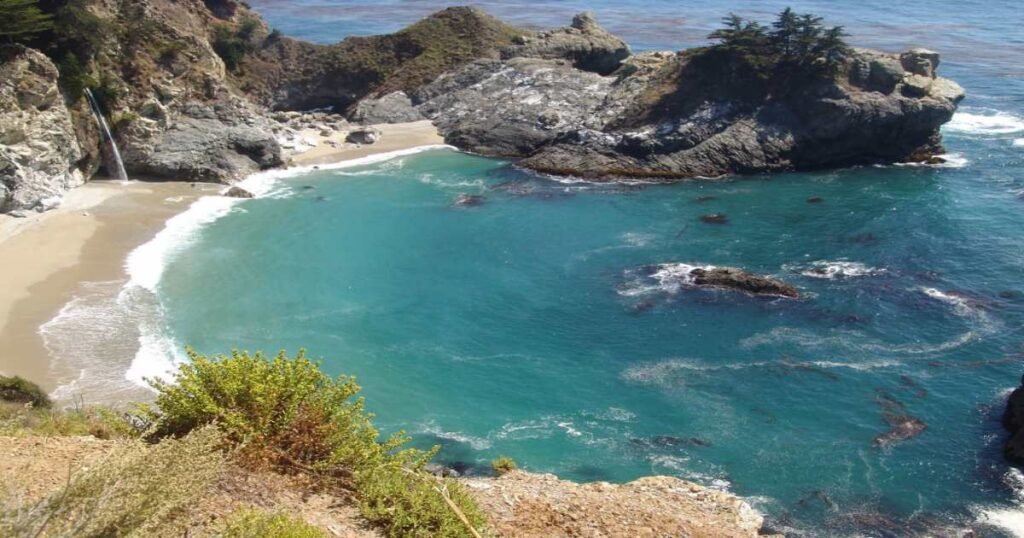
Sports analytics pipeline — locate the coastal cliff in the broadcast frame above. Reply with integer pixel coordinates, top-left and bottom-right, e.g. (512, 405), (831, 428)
(0, 0), (964, 214)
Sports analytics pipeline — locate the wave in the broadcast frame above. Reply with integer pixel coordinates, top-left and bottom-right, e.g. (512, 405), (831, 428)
(740, 326), (978, 356)
(972, 468), (1024, 537)
(618, 262), (717, 297)
(620, 357), (902, 388)
(418, 420), (492, 450)
(944, 110), (1024, 136)
(784, 260), (887, 280)
(1014, 139), (1024, 147)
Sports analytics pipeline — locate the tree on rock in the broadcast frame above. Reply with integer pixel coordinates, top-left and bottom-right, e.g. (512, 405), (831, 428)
(0, 0), (53, 41)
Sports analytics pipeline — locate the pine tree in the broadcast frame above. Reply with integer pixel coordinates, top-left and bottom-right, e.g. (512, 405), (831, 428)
(0, 0), (53, 41)
(770, 7), (799, 58)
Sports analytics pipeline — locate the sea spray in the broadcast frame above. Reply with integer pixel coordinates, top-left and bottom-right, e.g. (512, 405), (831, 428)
(83, 88), (129, 182)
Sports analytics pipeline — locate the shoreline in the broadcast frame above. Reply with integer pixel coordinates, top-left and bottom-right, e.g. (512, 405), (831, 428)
(0, 121), (445, 401)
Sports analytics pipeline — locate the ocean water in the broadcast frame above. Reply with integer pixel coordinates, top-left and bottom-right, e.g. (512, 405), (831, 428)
(43, 1), (1024, 535)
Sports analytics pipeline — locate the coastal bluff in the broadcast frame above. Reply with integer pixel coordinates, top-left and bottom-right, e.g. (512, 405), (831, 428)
(0, 0), (963, 214)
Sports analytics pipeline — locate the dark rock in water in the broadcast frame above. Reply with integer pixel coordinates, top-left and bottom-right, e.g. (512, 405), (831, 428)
(873, 415), (927, 447)
(301, 185), (315, 190)
(807, 196), (824, 203)
(693, 195), (717, 203)
(899, 375), (928, 398)
(223, 186), (254, 198)
(1002, 375), (1024, 463)
(315, 195), (327, 202)
(630, 436), (712, 449)
(998, 290), (1020, 300)
(700, 213), (729, 224)
(848, 232), (879, 244)
(690, 266), (800, 298)
(453, 193), (486, 207)
(873, 389), (927, 447)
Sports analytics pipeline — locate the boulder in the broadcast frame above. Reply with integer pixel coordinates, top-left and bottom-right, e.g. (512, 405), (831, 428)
(223, 185), (254, 198)
(346, 127), (381, 145)
(350, 91), (424, 124)
(453, 193), (486, 207)
(900, 48), (940, 77)
(1003, 375), (1024, 463)
(501, 12), (631, 75)
(0, 45), (85, 214)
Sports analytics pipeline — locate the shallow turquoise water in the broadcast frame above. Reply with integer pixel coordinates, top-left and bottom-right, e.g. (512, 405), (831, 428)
(145, 1), (1024, 534)
(158, 138), (1024, 533)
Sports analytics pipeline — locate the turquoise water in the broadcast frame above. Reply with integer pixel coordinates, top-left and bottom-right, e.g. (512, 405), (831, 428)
(149, 1), (1024, 535)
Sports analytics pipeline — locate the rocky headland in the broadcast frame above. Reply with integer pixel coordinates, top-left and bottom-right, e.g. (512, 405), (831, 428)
(1, 0), (964, 215)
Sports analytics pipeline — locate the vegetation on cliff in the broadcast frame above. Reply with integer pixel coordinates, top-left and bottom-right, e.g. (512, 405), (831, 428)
(0, 351), (487, 537)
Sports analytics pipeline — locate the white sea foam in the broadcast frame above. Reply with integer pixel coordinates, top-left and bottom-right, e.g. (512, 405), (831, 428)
(740, 326), (979, 356)
(621, 357), (901, 388)
(973, 468), (1024, 537)
(945, 110), (1024, 136)
(618, 263), (717, 297)
(785, 260), (887, 280)
(1014, 138), (1024, 147)
(114, 145), (454, 389)
(125, 196), (239, 293)
(418, 420), (492, 450)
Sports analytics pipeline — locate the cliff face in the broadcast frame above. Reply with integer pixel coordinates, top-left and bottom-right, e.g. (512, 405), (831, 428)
(408, 24), (965, 179)
(0, 1), (965, 211)
(0, 46), (85, 215)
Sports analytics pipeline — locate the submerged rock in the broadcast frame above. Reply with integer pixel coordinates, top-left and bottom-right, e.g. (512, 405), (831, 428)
(874, 390), (927, 447)
(453, 193), (486, 207)
(700, 213), (729, 224)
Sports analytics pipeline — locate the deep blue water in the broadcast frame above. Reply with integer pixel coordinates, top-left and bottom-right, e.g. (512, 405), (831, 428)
(155, 1), (1024, 535)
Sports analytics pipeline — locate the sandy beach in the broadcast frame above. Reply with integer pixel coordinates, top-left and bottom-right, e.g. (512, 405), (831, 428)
(0, 121), (444, 399)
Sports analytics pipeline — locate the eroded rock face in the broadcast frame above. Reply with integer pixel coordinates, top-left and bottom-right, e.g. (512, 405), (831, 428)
(349, 91), (423, 124)
(689, 267), (800, 298)
(464, 470), (771, 538)
(0, 46), (85, 214)
(120, 100), (282, 183)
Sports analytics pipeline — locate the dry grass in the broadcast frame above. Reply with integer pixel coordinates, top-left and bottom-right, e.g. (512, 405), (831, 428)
(0, 427), (224, 538)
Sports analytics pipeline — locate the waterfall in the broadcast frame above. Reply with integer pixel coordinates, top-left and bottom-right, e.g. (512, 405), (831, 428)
(83, 88), (129, 182)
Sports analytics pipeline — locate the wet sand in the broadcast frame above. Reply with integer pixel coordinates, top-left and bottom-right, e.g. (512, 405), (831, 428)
(0, 121), (445, 398)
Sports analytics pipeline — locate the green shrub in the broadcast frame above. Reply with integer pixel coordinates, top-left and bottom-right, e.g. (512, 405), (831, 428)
(0, 375), (51, 408)
(490, 456), (517, 476)
(147, 349), (488, 537)
(220, 509), (324, 538)
(0, 0), (52, 41)
(0, 427), (224, 537)
(0, 400), (139, 439)
(357, 464), (488, 538)
(147, 349), (395, 473)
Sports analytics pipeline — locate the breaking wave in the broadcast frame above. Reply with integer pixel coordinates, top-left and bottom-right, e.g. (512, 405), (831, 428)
(945, 109), (1024, 136)
(784, 260), (887, 280)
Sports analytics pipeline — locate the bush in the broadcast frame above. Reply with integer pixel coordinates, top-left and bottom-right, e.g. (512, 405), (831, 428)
(490, 456), (517, 476)
(357, 464), (488, 538)
(0, 375), (51, 408)
(0, 402), (138, 439)
(220, 509), (324, 538)
(146, 349), (488, 537)
(147, 349), (392, 473)
(0, 427), (224, 537)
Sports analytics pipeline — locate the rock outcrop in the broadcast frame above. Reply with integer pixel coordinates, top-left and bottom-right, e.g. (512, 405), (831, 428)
(464, 470), (772, 538)
(501, 12), (631, 75)
(1003, 375), (1024, 463)
(413, 14), (964, 181)
(689, 267), (800, 298)
(0, 46), (85, 214)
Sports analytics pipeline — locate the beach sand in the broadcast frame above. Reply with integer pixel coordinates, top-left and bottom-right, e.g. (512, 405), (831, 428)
(0, 121), (444, 400)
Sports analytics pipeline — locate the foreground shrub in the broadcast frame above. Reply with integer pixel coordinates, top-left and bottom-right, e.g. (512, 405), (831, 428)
(147, 349), (394, 473)
(147, 349), (488, 537)
(490, 456), (517, 476)
(0, 427), (224, 537)
(357, 464), (488, 538)
(220, 509), (324, 538)
(0, 375), (51, 408)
